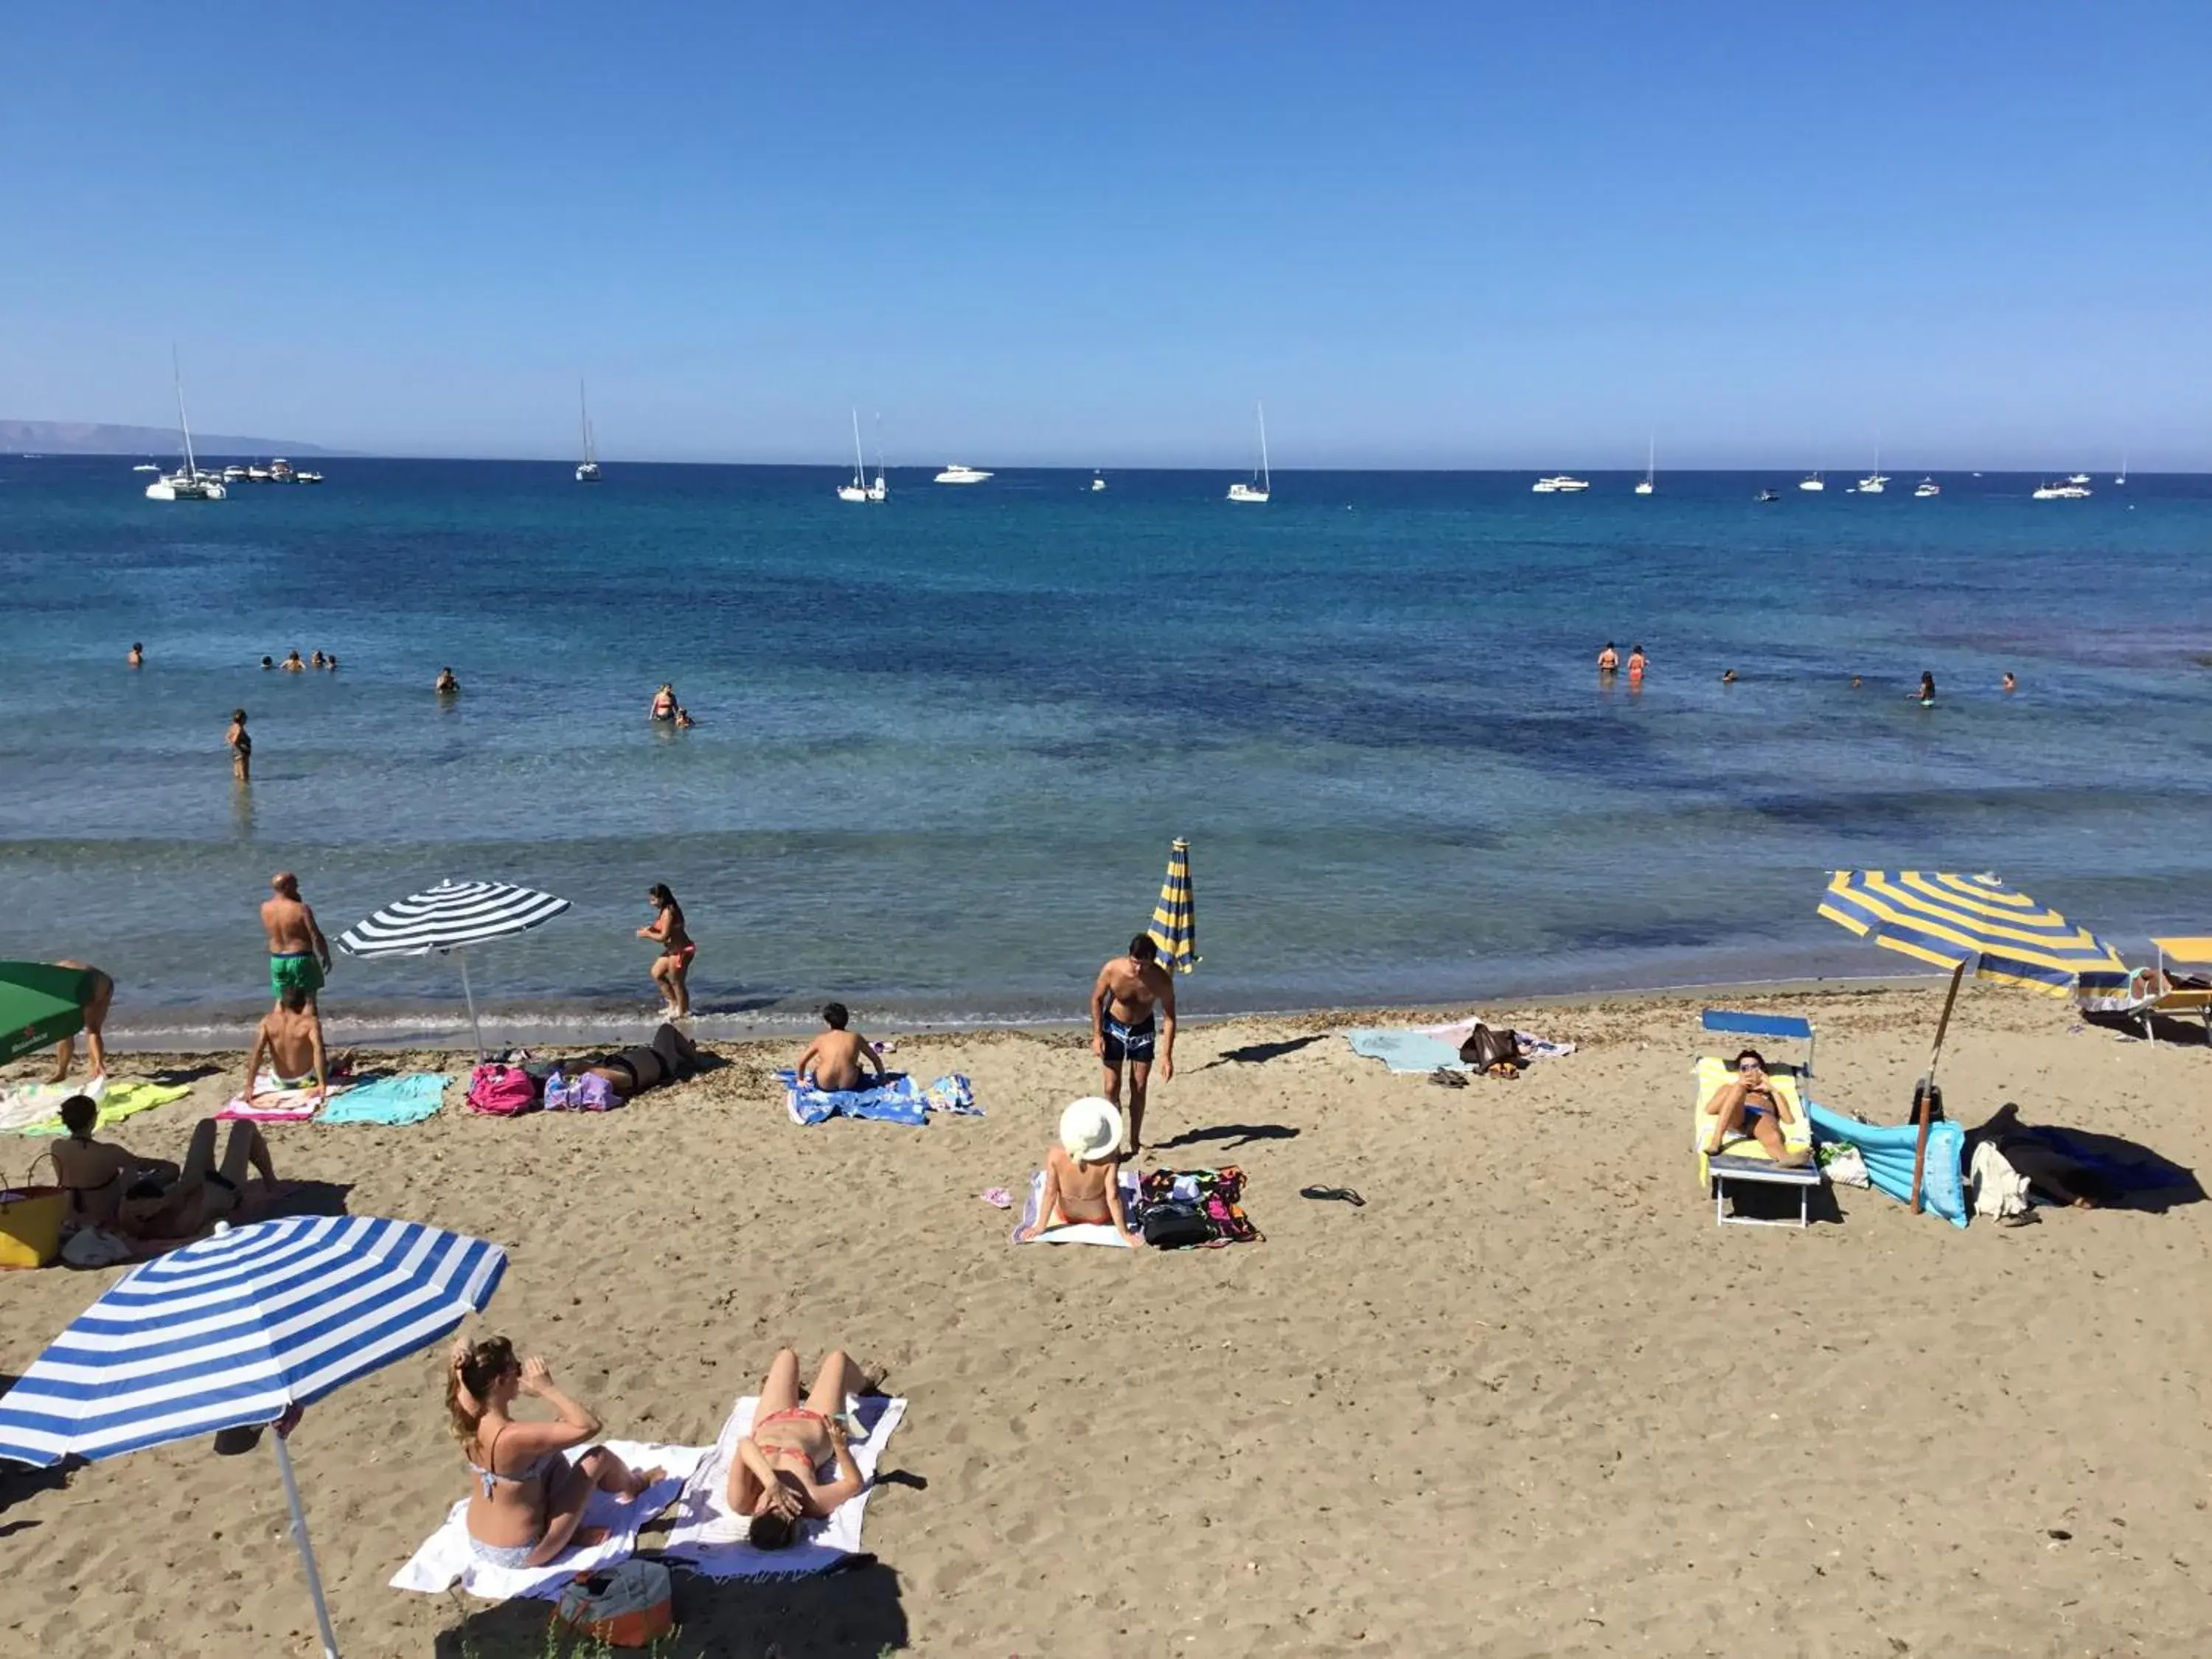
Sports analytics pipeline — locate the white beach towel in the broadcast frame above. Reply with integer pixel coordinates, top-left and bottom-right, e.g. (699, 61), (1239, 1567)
(388, 1439), (702, 1601)
(0, 1075), (103, 1134)
(218, 1080), (345, 1123)
(1011, 1167), (1138, 1246)
(661, 1394), (908, 1580)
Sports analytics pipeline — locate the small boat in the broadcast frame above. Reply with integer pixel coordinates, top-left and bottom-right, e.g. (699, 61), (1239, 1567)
(222, 465), (248, 482)
(294, 469), (323, 484)
(1091, 472), (1107, 493)
(1913, 477), (1941, 498)
(1754, 488), (1779, 503)
(247, 465), (271, 482)
(576, 381), (602, 483)
(145, 352), (226, 502)
(2032, 481), (2092, 500)
(1634, 438), (1655, 495)
(1227, 402), (1270, 502)
(2067, 473), (2090, 485)
(1531, 474), (1591, 493)
(1798, 471), (1826, 493)
(131, 462), (160, 473)
(933, 463), (992, 484)
(837, 409), (872, 503)
(268, 458), (295, 483)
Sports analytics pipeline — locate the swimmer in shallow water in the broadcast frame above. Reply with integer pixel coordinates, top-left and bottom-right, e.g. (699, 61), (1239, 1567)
(1913, 672), (1936, 705)
(1597, 641), (1619, 673)
(1627, 645), (1646, 683)
(226, 709), (252, 782)
(650, 684), (678, 722)
(675, 707), (695, 728)
(282, 650), (305, 673)
(127, 642), (144, 667)
(1720, 668), (1739, 684)
(1850, 675), (1863, 689)
(2002, 672), (2017, 693)
(435, 667), (460, 694)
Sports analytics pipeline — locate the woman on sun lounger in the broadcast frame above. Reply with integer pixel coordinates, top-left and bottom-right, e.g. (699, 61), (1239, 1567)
(1016, 1096), (1144, 1247)
(447, 1336), (663, 1570)
(727, 1349), (874, 1550)
(1702, 1049), (1806, 1164)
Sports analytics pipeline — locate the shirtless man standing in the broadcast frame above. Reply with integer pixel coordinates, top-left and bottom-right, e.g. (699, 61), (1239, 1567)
(796, 1003), (884, 1092)
(242, 987), (330, 1106)
(1091, 935), (1175, 1157)
(261, 872), (333, 1012)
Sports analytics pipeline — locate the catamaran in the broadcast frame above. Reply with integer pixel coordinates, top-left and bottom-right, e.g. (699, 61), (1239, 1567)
(837, 409), (884, 503)
(575, 382), (601, 482)
(1634, 439), (1655, 495)
(1228, 401), (1270, 502)
(145, 352), (225, 501)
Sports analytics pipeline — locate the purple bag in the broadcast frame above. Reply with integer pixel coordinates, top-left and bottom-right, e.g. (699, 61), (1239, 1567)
(543, 1069), (617, 1112)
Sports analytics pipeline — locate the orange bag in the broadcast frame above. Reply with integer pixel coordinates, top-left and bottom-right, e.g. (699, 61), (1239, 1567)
(551, 1559), (673, 1649)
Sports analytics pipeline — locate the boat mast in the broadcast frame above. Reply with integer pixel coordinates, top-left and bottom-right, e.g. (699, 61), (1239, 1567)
(851, 408), (866, 487)
(1645, 436), (1655, 484)
(579, 380), (596, 466)
(173, 345), (197, 478)
(1256, 400), (1270, 492)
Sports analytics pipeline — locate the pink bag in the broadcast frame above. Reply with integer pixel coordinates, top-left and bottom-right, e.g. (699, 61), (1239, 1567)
(465, 1064), (539, 1116)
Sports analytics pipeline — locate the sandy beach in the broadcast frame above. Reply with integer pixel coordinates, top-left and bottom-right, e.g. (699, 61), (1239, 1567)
(4, 981), (2209, 1658)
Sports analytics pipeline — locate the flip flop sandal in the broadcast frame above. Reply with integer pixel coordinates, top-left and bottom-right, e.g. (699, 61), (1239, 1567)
(1428, 1068), (1469, 1088)
(1301, 1185), (1367, 1207)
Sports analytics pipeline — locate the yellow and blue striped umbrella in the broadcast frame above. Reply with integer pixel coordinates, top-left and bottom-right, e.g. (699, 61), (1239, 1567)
(1818, 871), (2126, 995)
(1147, 838), (1198, 973)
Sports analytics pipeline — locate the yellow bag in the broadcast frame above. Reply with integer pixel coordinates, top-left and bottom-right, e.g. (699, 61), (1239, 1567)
(0, 1180), (66, 1270)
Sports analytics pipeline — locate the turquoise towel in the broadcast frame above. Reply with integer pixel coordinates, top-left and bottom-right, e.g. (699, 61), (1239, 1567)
(1343, 1029), (1468, 1074)
(319, 1073), (451, 1126)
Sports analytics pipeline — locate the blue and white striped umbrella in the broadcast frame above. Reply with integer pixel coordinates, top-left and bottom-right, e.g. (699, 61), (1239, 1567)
(0, 1214), (505, 1657)
(338, 878), (569, 1056)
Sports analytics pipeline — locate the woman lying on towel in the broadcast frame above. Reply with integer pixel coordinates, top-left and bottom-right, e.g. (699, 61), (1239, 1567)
(574, 1022), (700, 1099)
(447, 1337), (664, 1570)
(1702, 1049), (1809, 1165)
(727, 1349), (873, 1551)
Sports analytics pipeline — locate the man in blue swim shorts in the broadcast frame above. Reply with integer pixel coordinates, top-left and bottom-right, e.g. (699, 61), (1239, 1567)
(1089, 935), (1177, 1158)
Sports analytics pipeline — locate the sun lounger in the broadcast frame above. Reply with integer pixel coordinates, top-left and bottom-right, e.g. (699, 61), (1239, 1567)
(1695, 1010), (1820, 1228)
(2076, 936), (2212, 1044)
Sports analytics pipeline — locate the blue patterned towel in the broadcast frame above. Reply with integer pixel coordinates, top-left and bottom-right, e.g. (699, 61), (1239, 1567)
(777, 1071), (979, 1127)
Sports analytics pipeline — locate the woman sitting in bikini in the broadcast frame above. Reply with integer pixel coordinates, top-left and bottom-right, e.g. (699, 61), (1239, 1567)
(1015, 1096), (1144, 1247)
(447, 1337), (662, 1571)
(54, 1095), (281, 1239)
(1702, 1048), (1806, 1164)
(726, 1349), (873, 1550)
(638, 883), (695, 1017)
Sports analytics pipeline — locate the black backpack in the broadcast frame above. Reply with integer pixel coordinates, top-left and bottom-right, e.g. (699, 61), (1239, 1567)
(1457, 1023), (1520, 1073)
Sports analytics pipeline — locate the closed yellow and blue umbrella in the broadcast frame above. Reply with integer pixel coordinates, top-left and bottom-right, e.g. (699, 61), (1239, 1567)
(1818, 871), (2126, 995)
(1147, 838), (1198, 973)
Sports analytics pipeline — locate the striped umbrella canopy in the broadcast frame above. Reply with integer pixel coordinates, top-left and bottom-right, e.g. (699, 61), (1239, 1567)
(0, 961), (86, 1067)
(1818, 871), (2126, 995)
(1147, 838), (1198, 974)
(338, 878), (569, 1056)
(0, 1214), (505, 1658)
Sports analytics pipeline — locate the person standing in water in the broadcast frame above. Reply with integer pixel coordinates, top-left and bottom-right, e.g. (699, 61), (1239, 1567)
(650, 684), (678, 722)
(1627, 645), (1647, 684)
(127, 642), (144, 667)
(435, 667), (460, 695)
(2002, 672), (2017, 693)
(261, 872), (333, 1012)
(1913, 672), (1936, 706)
(226, 709), (252, 782)
(1597, 642), (1619, 674)
(1090, 935), (1176, 1157)
(638, 883), (694, 1017)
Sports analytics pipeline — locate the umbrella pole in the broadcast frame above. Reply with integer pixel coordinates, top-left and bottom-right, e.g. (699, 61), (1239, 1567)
(457, 951), (485, 1060)
(1910, 959), (1968, 1213)
(271, 1431), (342, 1659)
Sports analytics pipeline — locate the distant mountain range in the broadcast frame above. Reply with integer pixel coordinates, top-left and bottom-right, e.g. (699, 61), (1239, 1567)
(0, 420), (346, 457)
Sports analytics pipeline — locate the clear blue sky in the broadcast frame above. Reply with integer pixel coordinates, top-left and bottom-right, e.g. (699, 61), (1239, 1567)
(7, 1), (2208, 467)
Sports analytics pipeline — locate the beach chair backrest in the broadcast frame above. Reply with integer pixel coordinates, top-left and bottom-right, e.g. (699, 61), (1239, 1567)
(1700, 1009), (1815, 1078)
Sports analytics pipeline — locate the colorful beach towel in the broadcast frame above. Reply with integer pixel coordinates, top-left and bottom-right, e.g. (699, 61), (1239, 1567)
(1011, 1166), (1140, 1246)
(18, 1079), (192, 1137)
(778, 1070), (980, 1127)
(319, 1072), (449, 1126)
(218, 1089), (325, 1123)
(389, 1440), (701, 1601)
(0, 1074), (102, 1134)
(662, 1394), (908, 1581)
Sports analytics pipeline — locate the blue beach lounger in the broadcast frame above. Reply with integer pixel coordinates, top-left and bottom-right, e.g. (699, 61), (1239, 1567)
(1694, 1010), (1822, 1228)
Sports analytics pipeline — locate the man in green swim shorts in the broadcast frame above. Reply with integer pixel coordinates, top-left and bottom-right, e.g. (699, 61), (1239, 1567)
(260, 871), (333, 1011)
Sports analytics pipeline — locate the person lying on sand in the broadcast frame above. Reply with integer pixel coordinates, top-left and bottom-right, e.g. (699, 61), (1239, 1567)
(1703, 1048), (1806, 1164)
(726, 1349), (874, 1550)
(448, 1337), (664, 1570)
(243, 986), (328, 1105)
(1017, 1097), (1143, 1248)
(574, 1021), (700, 1098)
(111, 1116), (281, 1239)
(797, 1003), (884, 1092)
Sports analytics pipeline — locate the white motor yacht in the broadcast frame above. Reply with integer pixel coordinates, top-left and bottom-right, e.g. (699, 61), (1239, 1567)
(933, 464), (992, 484)
(222, 465), (248, 482)
(1913, 477), (1941, 498)
(1091, 473), (1107, 492)
(131, 462), (160, 472)
(294, 469), (323, 484)
(2032, 481), (2092, 500)
(1228, 402), (1271, 502)
(2066, 473), (2090, 485)
(247, 465), (272, 482)
(1531, 474), (1590, 493)
(268, 458), (295, 482)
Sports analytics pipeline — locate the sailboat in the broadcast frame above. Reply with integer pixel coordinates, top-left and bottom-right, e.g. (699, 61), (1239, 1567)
(837, 409), (871, 503)
(1798, 470), (1825, 493)
(575, 382), (601, 482)
(145, 351), (224, 501)
(2115, 452), (2128, 486)
(1856, 441), (1889, 494)
(1634, 438), (1655, 495)
(1227, 401), (1270, 503)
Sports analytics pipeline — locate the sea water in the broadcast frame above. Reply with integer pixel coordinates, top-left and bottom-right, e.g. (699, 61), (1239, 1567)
(2, 456), (2207, 1043)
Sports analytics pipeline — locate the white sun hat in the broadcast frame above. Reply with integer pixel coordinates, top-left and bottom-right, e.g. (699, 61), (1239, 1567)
(1058, 1096), (1123, 1161)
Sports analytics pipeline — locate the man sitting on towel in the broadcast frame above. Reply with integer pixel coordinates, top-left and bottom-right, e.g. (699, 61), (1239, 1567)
(1703, 1048), (1807, 1164)
(241, 986), (330, 1107)
(796, 1003), (885, 1093)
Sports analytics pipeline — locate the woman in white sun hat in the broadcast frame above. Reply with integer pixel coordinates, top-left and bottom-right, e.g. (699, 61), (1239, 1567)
(1016, 1096), (1145, 1247)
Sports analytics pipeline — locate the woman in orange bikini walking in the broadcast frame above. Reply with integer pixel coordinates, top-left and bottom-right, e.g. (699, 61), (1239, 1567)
(726, 1349), (872, 1551)
(638, 883), (695, 1018)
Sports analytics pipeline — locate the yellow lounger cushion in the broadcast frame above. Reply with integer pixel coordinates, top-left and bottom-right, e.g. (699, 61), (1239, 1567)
(1694, 1057), (1812, 1189)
